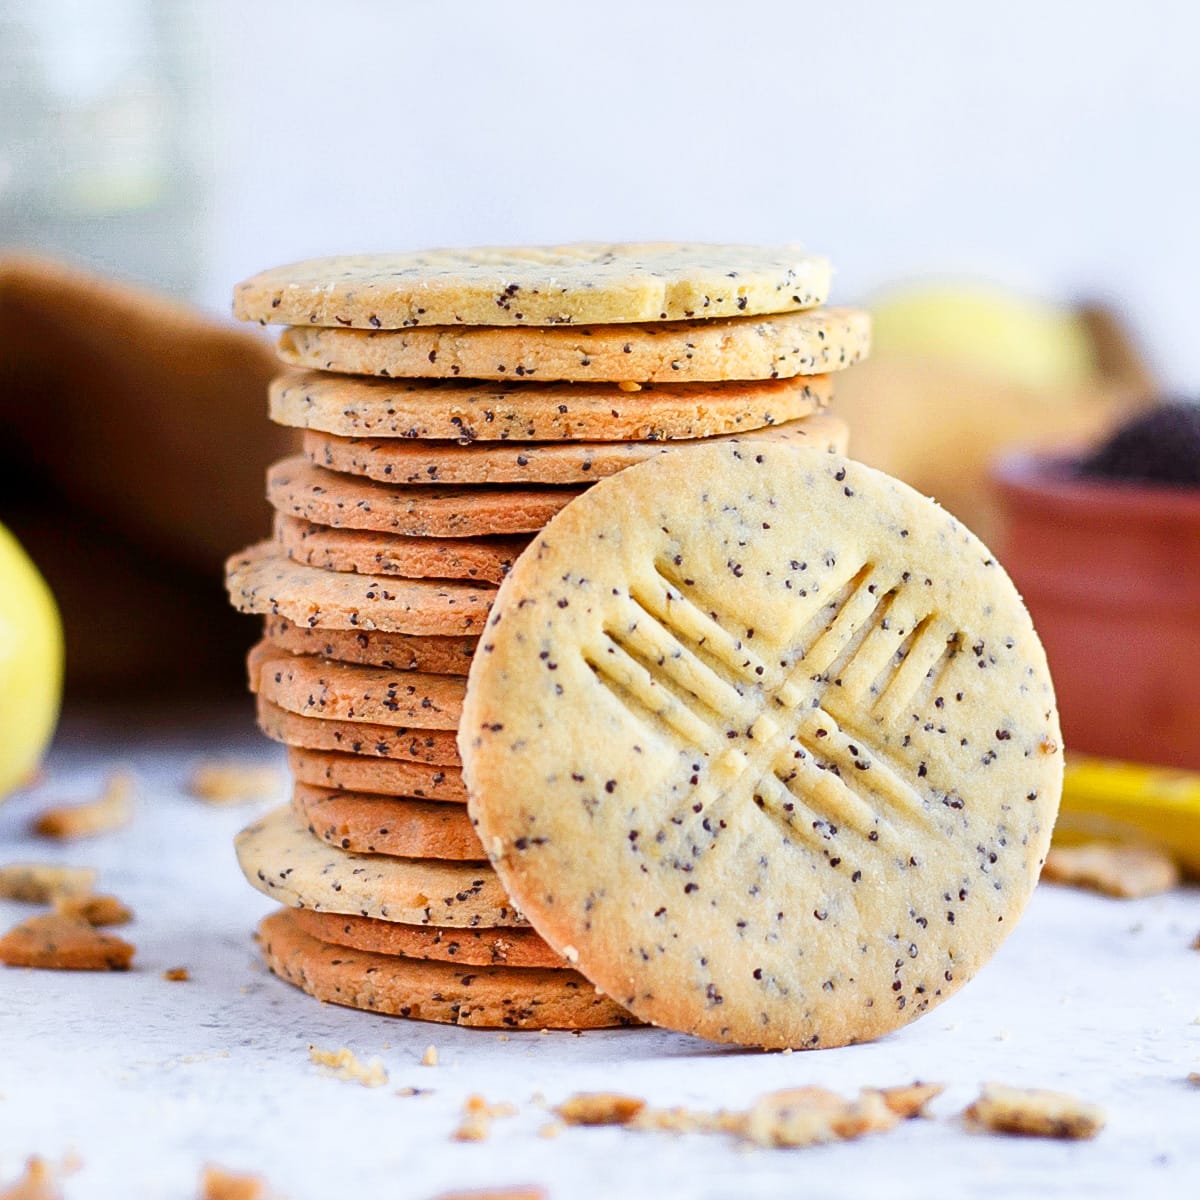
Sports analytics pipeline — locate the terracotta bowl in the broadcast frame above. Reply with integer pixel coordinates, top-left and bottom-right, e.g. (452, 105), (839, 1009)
(993, 453), (1200, 768)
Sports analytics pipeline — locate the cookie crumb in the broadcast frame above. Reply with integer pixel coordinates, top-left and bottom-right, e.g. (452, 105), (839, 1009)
(629, 1106), (732, 1135)
(1190, 933), (1199, 951)
(163, 966), (190, 982)
(878, 1081), (944, 1119)
(0, 1157), (60, 1200)
(32, 772), (134, 840)
(1042, 842), (1180, 898)
(0, 864), (96, 903)
(188, 762), (284, 806)
(1187, 1073), (1200, 1087)
(537, 1121), (563, 1139)
(421, 1044), (439, 1067)
(739, 1087), (898, 1148)
(199, 1164), (269, 1200)
(395, 1086), (432, 1097)
(0, 913), (134, 971)
(52, 894), (132, 926)
(556, 1092), (646, 1126)
(451, 1112), (492, 1143)
(964, 1083), (1105, 1139)
(307, 1044), (387, 1088)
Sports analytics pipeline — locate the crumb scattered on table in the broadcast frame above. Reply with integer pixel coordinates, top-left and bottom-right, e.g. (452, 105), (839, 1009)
(421, 1044), (439, 1067)
(199, 1163), (269, 1200)
(0, 913), (134, 971)
(878, 1081), (945, 1119)
(1042, 842), (1180, 898)
(187, 762), (285, 806)
(162, 966), (190, 982)
(53, 894), (132, 927)
(307, 1044), (387, 1088)
(32, 772), (135, 841)
(556, 1092), (646, 1126)
(0, 864), (96, 903)
(0, 1157), (60, 1200)
(964, 1083), (1106, 1139)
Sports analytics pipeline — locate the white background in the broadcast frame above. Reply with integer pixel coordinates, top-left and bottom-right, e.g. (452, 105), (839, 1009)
(192, 0), (1200, 387)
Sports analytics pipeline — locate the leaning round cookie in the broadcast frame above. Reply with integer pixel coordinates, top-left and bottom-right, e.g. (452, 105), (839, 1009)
(257, 698), (461, 767)
(290, 909), (565, 969)
(293, 783), (479, 858)
(263, 616), (477, 674)
(267, 457), (580, 538)
(236, 806), (520, 926)
(233, 242), (830, 328)
(269, 372), (831, 443)
(247, 641), (464, 730)
(459, 444), (1063, 1049)
(258, 910), (636, 1030)
(227, 543), (494, 635)
(303, 412), (850, 487)
(287, 747), (467, 802)
(275, 515), (527, 585)
(278, 307), (869, 383)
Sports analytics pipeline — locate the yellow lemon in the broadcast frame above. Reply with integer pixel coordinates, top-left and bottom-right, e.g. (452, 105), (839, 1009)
(0, 523), (63, 800)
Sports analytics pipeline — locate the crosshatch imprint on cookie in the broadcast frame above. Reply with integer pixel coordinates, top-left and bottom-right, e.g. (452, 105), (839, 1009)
(583, 556), (968, 857)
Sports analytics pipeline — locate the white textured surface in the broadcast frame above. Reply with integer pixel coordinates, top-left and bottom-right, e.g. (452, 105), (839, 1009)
(1, 707), (1198, 1199)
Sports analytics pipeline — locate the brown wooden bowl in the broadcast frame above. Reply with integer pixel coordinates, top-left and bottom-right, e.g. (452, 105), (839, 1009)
(993, 453), (1200, 768)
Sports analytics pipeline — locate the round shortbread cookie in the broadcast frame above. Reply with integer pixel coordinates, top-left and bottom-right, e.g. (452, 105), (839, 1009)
(302, 413), (850, 488)
(257, 698), (461, 767)
(460, 443), (1063, 1049)
(233, 243), (830, 329)
(263, 616), (477, 674)
(278, 307), (869, 384)
(291, 909), (564, 968)
(269, 371), (832, 443)
(287, 747), (467, 802)
(293, 783), (480, 859)
(258, 910), (636, 1029)
(236, 806), (521, 926)
(226, 542), (493, 635)
(268, 456), (580, 538)
(274, 515), (527, 585)
(248, 640), (464, 731)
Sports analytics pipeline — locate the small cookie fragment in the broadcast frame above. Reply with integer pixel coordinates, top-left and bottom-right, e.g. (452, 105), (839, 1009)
(555, 1092), (646, 1126)
(1042, 842), (1180, 898)
(187, 761), (285, 806)
(0, 863), (97, 903)
(163, 966), (190, 982)
(32, 772), (134, 840)
(421, 1044), (439, 1067)
(739, 1087), (898, 1148)
(199, 1164), (270, 1200)
(0, 913), (134, 970)
(878, 1081), (944, 1119)
(1187, 1073), (1200, 1086)
(0, 1157), (60, 1200)
(964, 1083), (1106, 1140)
(452, 1095), (518, 1142)
(307, 1044), (388, 1088)
(53, 894), (133, 926)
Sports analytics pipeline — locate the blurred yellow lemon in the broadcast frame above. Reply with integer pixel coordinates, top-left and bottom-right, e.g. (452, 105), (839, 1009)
(870, 284), (1094, 391)
(0, 522), (63, 800)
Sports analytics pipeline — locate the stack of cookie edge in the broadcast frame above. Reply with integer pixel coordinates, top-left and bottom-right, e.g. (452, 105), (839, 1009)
(225, 242), (870, 1030)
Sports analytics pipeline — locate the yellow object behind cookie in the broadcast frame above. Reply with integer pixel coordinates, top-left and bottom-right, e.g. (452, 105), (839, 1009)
(1054, 755), (1200, 878)
(0, 522), (63, 800)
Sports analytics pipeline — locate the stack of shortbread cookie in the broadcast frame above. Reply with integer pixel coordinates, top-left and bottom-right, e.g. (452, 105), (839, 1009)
(226, 244), (871, 1031)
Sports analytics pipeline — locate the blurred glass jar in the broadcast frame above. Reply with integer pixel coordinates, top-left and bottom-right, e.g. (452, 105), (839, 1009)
(0, 0), (208, 297)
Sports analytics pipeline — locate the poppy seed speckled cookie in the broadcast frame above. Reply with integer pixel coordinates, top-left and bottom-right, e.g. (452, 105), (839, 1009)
(290, 909), (564, 968)
(236, 806), (521, 926)
(459, 443), (1062, 1049)
(269, 371), (832, 444)
(226, 543), (494, 635)
(268, 456), (581, 538)
(233, 243), (830, 329)
(293, 783), (480, 859)
(302, 413), (849, 488)
(274, 515), (527, 585)
(258, 910), (636, 1029)
(287, 747), (467, 802)
(277, 307), (869, 384)
(263, 616), (477, 674)
(247, 641), (465, 730)
(257, 698), (461, 766)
